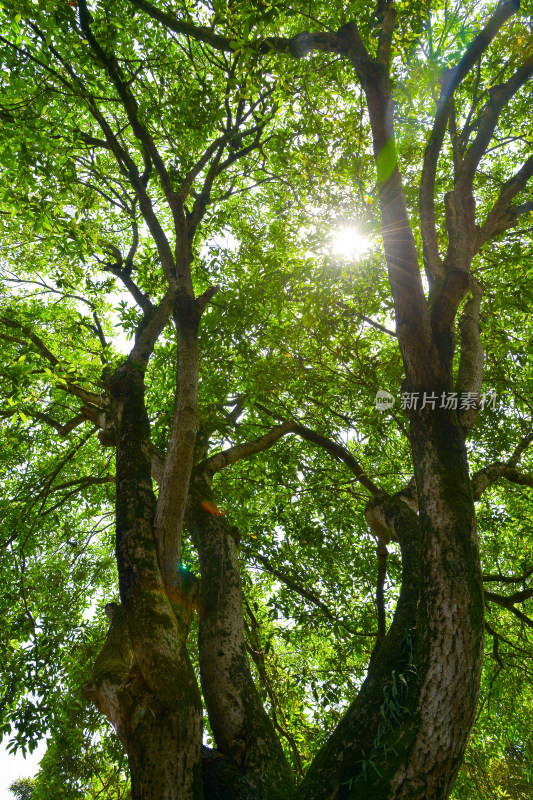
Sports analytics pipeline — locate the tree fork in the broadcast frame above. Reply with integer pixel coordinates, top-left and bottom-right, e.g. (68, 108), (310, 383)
(294, 495), (420, 800)
(103, 362), (204, 800)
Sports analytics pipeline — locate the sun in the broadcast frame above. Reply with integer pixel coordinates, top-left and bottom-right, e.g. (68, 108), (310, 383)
(332, 226), (371, 260)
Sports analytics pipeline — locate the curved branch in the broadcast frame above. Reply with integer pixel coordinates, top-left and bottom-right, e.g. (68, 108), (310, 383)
(463, 57), (533, 181)
(127, 0), (345, 58)
(419, 0), (520, 284)
(104, 263), (153, 314)
(476, 155), (533, 250)
(293, 424), (382, 496)
(472, 463), (533, 500)
(241, 546), (370, 637)
(128, 288), (174, 367)
(0, 314), (102, 406)
(295, 496), (420, 800)
(199, 418), (382, 496)
(483, 566), (533, 584)
(508, 429), (533, 467)
(485, 591), (533, 629)
(185, 478), (294, 799)
(486, 587), (533, 605)
(199, 422), (295, 476)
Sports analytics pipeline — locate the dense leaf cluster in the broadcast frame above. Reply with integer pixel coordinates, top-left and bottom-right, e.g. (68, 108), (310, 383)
(0, 0), (532, 798)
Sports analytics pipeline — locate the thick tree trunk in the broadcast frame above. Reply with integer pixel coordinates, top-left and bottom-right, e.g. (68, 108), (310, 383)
(124, 672), (204, 800)
(82, 606), (203, 800)
(294, 407), (483, 800)
(395, 406), (484, 799)
(84, 362), (204, 800)
(186, 474), (295, 800)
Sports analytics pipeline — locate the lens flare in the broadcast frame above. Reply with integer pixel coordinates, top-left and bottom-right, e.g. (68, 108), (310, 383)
(332, 226), (371, 260)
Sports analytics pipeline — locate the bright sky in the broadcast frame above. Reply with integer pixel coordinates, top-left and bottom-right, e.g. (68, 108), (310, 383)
(0, 739), (46, 799)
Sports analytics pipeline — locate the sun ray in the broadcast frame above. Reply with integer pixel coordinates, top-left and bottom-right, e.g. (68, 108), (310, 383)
(332, 226), (371, 260)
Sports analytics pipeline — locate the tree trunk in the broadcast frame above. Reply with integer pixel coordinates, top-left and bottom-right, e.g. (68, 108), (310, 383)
(395, 406), (484, 799)
(124, 671), (204, 800)
(294, 494), (421, 800)
(294, 405), (483, 800)
(186, 473), (295, 800)
(83, 362), (204, 800)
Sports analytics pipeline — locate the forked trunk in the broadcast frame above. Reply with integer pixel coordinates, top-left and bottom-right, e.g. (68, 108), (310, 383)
(295, 407), (484, 800)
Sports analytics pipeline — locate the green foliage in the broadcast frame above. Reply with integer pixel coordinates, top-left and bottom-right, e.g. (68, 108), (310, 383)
(9, 777), (35, 800)
(0, 0), (532, 795)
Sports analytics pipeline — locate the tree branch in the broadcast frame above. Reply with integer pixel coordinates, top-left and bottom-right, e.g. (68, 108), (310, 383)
(77, 0), (176, 213)
(485, 618), (533, 657)
(456, 279), (484, 434)
(485, 590), (533, 629)
(463, 57), (533, 181)
(243, 604), (305, 778)
(128, 0), (248, 52)
(483, 566), (533, 584)
(419, 0), (521, 284)
(33, 410), (88, 436)
(128, 288), (174, 367)
(444, 0), (520, 100)
(128, 0), (350, 58)
(152, 304), (200, 588)
(376, 1), (396, 69)
(472, 463), (533, 501)
(476, 155), (533, 249)
(199, 418), (382, 497)
(241, 546), (368, 637)
(35, 17), (179, 288)
(199, 422), (295, 476)
(292, 423), (382, 496)
(508, 429), (533, 467)
(104, 263), (153, 314)
(336, 25), (433, 376)
(0, 314), (102, 406)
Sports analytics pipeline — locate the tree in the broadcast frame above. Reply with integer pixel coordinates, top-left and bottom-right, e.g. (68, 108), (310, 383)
(9, 778), (35, 800)
(1, 0), (533, 798)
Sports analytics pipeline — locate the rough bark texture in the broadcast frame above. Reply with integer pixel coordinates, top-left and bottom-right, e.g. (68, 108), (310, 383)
(93, 361), (204, 800)
(186, 473), (295, 800)
(391, 407), (484, 799)
(74, 1), (529, 798)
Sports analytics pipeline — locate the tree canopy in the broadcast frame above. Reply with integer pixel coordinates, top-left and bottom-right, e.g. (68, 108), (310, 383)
(1, 0), (533, 798)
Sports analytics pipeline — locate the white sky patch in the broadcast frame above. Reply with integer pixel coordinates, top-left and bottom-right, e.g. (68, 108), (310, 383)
(0, 739), (47, 799)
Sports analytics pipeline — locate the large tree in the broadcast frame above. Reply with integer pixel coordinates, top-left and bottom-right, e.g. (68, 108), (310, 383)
(1, 0), (533, 798)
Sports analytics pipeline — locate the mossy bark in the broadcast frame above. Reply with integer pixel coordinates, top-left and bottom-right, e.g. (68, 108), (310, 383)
(294, 496), (421, 800)
(294, 405), (483, 800)
(186, 474), (295, 800)
(84, 362), (204, 800)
